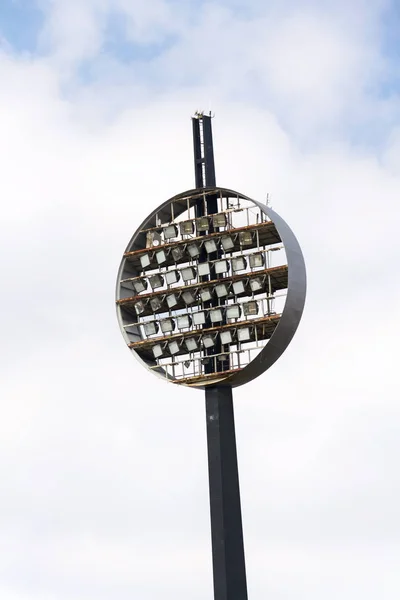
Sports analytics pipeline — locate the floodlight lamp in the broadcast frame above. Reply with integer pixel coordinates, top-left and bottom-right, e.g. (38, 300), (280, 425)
(134, 300), (146, 315)
(166, 294), (178, 309)
(243, 301), (258, 316)
(221, 236), (234, 251)
(200, 289), (212, 302)
(146, 230), (162, 247)
(232, 257), (247, 272)
(156, 249), (168, 265)
(217, 354), (229, 362)
(182, 290), (196, 305)
(239, 231), (253, 246)
(196, 216), (209, 232)
(232, 280), (246, 295)
(202, 335), (215, 348)
(181, 266), (196, 282)
(168, 340), (180, 355)
(140, 254), (151, 269)
(220, 331), (233, 345)
(250, 277), (263, 292)
(210, 308), (223, 323)
(132, 278), (147, 294)
(152, 344), (164, 359)
(212, 213), (227, 228)
(237, 327), (251, 342)
(160, 318), (174, 333)
(165, 270), (180, 285)
(215, 260), (229, 274)
(249, 253), (264, 268)
(149, 274), (164, 289)
(171, 246), (185, 262)
(193, 311), (206, 326)
(226, 305), (241, 319)
(150, 296), (163, 312)
(144, 321), (159, 336)
(204, 239), (218, 254)
(187, 243), (200, 258)
(163, 224), (178, 240)
(180, 220), (194, 235)
(198, 262), (211, 277)
(215, 283), (229, 298)
(185, 338), (198, 352)
(177, 315), (192, 329)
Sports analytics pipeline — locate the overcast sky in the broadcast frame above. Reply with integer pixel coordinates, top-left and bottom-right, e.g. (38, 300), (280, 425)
(1, 1), (400, 599)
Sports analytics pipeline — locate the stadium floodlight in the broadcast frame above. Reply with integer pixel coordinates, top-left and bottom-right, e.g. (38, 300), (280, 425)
(237, 327), (251, 342)
(149, 274), (164, 289)
(187, 243), (200, 258)
(210, 308), (223, 323)
(132, 278), (147, 294)
(160, 318), (175, 333)
(250, 277), (263, 292)
(168, 340), (180, 355)
(215, 260), (229, 274)
(156, 249), (168, 265)
(180, 220), (194, 235)
(134, 300), (146, 315)
(198, 262), (211, 277)
(249, 253), (264, 268)
(204, 239), (218, 254)
(152, 344), (164, 359)
(196, 216), (209, 232)
(220, 330), (233, 345)
(232, 257), (247, 272)
(181, 266), (197, 282)
(239, 231), (253, 246)
(193, 311), (206, 326)
(140, 254), (151, 269)
(243, 301), (258, 316)
(182, 290), (196, 305)
(215, 283), (229, 298)
(164, 224), (178, 240)
(171, 246), (185, 262)
(200, 288), (213, 302)
(221, 235), (234, 251)
(144, 321), (159, 336)
(202, 335), (215, 348)
(165, 270), (180, 285)
(232, 280), (246, 295)
(166, 294), (178, 309)
(150, 296), (163, 312)
(212, 213), (227, 228)
(185, 337), (198, 352)
(177, 315), (192, 329)
(226, 305), (241, 319)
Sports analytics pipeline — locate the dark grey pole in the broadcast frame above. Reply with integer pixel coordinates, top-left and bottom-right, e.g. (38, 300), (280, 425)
(192, 113), (248, 600)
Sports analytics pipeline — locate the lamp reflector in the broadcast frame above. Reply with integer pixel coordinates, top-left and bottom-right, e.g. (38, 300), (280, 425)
(165, 270), (180, 285)
(134, 301), (146, 315)
(215, 259), (229, 274)
(187, 243), (200, 258)
(237, 327), (251, 342)
(185, 338), (198, 352)
(204, 239), (218, 254)
(182, 290), (196, 305)
(226, 305), (241, 319)
(168, 340), (180, 355)
(193, 311), (206, 326)
(163, 225), (178, 240)
(232, 280), (246, 295)
(198, 262), (211, 277)
(144, 321), (158, 336)
(160, 318), (174, 333)
(149, 274), (164, 289)
(215, 283), (229, 298)
(249, 253), (264, 268)
(210, 308), (223, 323)
(132, 278), (147, 294)
(181, 266), (196, 282)
(171, 246), (184, 261)
(220, 330), (233, 345)
(243, 301), (258, 316)
(232, 256), (247, 272)
(177, 315), (191, 329)
(152, 344), (163, 359)
(221, 236), (234, 251)
(150, 296), (163, 311)
(156, 249), (168, 265)
(203, 335), (215, 348)
(196, 216), (209, 232)
(250, 277), (263, 292)
(180, 220), (194, 235)
(212, 213), (227, 228)
(140, 254), (151, 269)
(200, 289), (212, 302)
(239, 231), (253, 246)
(166, 294), (178, 309)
